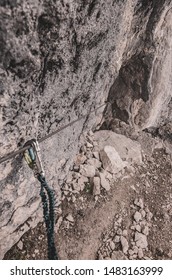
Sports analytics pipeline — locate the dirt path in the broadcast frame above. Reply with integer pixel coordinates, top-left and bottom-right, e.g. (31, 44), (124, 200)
(57, 179), (132, 259)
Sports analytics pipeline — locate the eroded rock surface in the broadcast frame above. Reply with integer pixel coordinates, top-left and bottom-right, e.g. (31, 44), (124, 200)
(0, 0), (172, 258)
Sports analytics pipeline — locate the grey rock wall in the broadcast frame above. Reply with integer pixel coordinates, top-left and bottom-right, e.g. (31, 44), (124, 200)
(0, 0), (171, 258)
(104, 0), (172, 130)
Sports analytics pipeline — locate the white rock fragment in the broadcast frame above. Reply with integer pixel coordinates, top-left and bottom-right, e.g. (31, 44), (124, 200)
(66, 214), (74, 223)
(128, 249), (134, 256)
(142, 225), (149, 236)
(135, 225), (141, 232)
(138, 248), (144, 259)
(140, 209), (146, 218)
(122, 230), (128, 237)
(135, 232), (148, 249)
(114, 235), (120, 243)
(86, 141), (93, 148)
(80, 164), (96, 178)
(134, 211), (142, 223)
(72, 181), (80, 192)
(109, 241), (116, 251)
(116, 217), (122, 225)
(117, 228), (122, 235)
(66, 171), (73, 183)
(93, 177), (101, 195)
(133, 246), (139, 254)
(17, 240), (23, 250)
(146, 211), (153, 221)
(134, 198), (144, 208)
(99, 172), (111, 191)
(78, 176), (88, 191)
(75, 154), (87, 165)
(120, 236), (129, 254)
(87, 158), (102, 169)
(130, 225), (135, 230)
(100, 145), (127, 174)
(55, 216), (63, 232)
(73, 165), (80, 172)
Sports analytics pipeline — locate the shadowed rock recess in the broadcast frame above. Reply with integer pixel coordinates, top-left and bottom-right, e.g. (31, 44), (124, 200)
(0, 0), (171, 259)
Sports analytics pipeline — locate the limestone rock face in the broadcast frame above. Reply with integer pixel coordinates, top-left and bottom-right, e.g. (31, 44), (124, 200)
(0, 0), (171, 258)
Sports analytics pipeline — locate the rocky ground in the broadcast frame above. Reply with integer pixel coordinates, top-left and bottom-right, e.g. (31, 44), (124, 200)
(4, 128), (172, 260)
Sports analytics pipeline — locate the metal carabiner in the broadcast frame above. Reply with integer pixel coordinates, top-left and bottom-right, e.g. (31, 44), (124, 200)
(23, 139), (45, 178)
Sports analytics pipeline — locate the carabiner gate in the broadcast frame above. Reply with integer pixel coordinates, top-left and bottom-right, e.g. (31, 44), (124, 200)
(23, 139), (45, 178)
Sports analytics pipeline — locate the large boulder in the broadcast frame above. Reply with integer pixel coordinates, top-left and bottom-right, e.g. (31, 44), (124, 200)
(94, 130), (142, 167)
(100, 145), (127, 174)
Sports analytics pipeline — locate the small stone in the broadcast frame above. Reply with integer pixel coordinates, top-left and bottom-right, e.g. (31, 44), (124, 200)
(80, 164), (96, 178)
(109, 241), (116, 251)
(64, 190), (69, 196)
(66, 214), (74, 223)
(138, 198), (144, 209)
(117, 228), (123, 235)
(120, 236), (129, 254)
(146, 211), (153, 221)
(93, 177), (101, 195)
(131, 254), (137, 259)
(73, 165), (80, 172)
(134, 198), (139, 206)
(122, 230), (128, 237)
(134, 198), (144, 208)
(87, 158), (102, 169)
(128, 249), (134, 256)
(100, 172), (111, 191)
(78, 176), (88, 191)
(17, 240), (23, 250)
(130, 225), (135, 230)
(64, 220), (70, 229)
(138, 248), (144, 259)
(130, 185), (137, 191)
(116, 217), (122, 225)
(55, 216), (63, 233)
(133, 246), (139, 254)
(75, 154), (87, 165)
(135, 225), (141, 232)
(34, 249), (39, 254)
(135, 232), (148, 249)
(72, 172), (81, 179)
(86, 141), (93, 148)
(100, 145), (127, 174)
(140, 220), (146, 227)
(88, 130), (94, 137)
(72, 181), (81, 192)
(140, 209), (146, 218)
(134, 211), (142, 223)
(142, 225), (149, 236)
(66, 172), (73, 183)
(114, 235), (120, 243)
